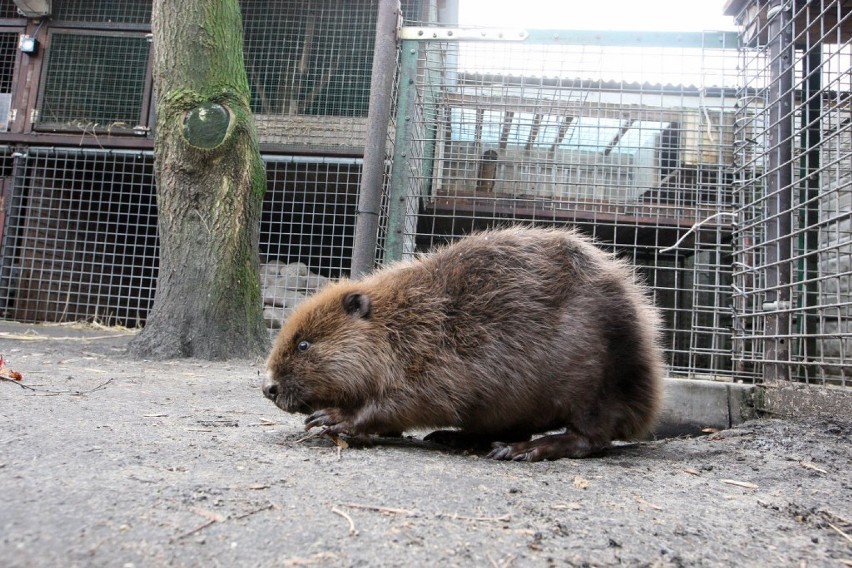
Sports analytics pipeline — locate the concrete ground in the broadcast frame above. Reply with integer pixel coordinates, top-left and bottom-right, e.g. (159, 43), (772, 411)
(1, 321), (851, 567)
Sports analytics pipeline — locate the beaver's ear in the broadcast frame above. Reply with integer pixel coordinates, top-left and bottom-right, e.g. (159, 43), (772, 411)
(342, 292), (372, 319)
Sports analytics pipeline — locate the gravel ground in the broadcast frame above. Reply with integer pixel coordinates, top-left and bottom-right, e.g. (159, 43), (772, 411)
(1, 321), (851, 567)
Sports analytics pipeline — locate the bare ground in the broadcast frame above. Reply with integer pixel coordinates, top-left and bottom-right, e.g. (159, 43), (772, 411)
(1, 321), (851, 567)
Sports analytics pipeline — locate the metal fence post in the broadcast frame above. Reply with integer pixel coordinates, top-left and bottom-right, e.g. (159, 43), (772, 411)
(763, 0), (794, 381)
(350, 0), (400, 278)
(383, 39), (420, 262)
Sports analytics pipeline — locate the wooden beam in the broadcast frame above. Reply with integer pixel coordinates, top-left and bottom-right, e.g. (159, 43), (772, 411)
(550, 116), (574, 153)
(603, 119), (635, 156)
(525, 113), (543, 150)
(444, 92), (696, 123)
(498, 110), (514, 150)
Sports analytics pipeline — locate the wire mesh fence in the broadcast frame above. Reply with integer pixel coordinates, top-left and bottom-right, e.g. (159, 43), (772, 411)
(35, 31), (152, 132)
(0, 0), (848, 388)
(50, 0), (152, 25)
(0, 30), (16, 93)
(0, 149), (158, 327)
(730, 0), (851, 385)
(381, 28), (742, 380)
(259, 157), (362, 328)
(0, 151), (361, 329)
(241, 0), (425, 153)
(0, 1), (20, 19)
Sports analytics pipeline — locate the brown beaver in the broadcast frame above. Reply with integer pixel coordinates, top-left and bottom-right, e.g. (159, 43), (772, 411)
(263, 227), (665, 461)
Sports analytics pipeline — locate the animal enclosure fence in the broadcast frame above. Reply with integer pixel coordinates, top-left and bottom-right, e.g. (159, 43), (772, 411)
(0, 151), (362, 327)
(377, 27), (743, 380)
(0, 0), (849, 389)
(374, 2), (851, 386)
(727, 0), (852, 386)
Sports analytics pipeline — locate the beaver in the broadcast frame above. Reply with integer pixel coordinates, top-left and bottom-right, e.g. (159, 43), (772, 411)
(262, 227), (665, 461)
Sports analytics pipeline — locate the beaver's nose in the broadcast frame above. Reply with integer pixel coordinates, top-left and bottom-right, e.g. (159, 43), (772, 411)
(262, 381), (279, 401)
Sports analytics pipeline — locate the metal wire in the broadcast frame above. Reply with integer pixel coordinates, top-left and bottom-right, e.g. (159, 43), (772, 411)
(36, 32), (151, 131)
(51, 0), (152, 25)
(0, 30), (16, 92)
(241, 0), (422, 153)
(0, 149), (158, 327)
(0, 151), (363, 327)
(732, 0), (851, 386)
(382, 29), (742, 380)
(0, 1), (848, 388)
(0, 2), (21, 19)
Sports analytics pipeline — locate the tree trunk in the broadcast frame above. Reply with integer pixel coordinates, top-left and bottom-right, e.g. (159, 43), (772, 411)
(129, 0), (269, 360)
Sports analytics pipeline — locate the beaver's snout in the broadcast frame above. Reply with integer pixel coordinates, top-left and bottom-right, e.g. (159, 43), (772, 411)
(262, 379), (279, 401)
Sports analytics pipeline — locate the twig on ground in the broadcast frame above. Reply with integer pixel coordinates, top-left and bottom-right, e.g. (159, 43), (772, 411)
(436, 512), (512, 523)
(68, 378), (114, 396)
(174, 503), (275, 541)
(487, 553), (516, 568)
(4, 377), (114, 396)
(294, 430), (325, 444)
(234, 502), (275, 520)
(0, 376), (36, 390)
(633, 495), (664, 511)
(339, 502), (511, 524)
(174, 519), (217, 541)
(827, 522), (852, 546)
(340, 502), (416, 516)
(0, 332), (128, 341)
(720, 479), (759, 490)
(331, 507), (358, 536)
(799, 460), (828, 475)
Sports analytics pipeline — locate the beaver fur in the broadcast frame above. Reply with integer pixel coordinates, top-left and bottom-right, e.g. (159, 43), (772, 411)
(263, 227), (665, 461)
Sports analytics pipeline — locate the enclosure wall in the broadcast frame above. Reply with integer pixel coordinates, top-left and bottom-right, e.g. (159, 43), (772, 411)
(380, 29), (742, 379)
(731, 0), (851, 385)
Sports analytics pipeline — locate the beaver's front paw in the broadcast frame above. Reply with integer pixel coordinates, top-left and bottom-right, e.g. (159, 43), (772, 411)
(305, 408), (351, 433)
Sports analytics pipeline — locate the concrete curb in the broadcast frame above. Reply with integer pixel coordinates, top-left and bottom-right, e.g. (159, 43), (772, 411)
(654, 378), (758, 438)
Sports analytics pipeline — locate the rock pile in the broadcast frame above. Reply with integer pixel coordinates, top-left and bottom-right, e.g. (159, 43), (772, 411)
(260, 261), (329, 328)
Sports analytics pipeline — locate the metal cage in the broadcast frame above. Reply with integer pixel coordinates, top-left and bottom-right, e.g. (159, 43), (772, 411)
(379, 27), (742, 380)
(729, 0), (851, 385)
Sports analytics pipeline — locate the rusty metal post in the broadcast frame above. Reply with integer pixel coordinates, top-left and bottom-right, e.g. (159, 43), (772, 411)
(763, 0), (794, 381)
(350, 0), (400, 279)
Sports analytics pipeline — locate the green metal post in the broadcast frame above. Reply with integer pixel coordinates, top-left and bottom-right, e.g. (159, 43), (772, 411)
(384, 39), (420, 262)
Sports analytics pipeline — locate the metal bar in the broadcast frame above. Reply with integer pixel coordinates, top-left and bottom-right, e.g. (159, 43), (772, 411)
(399, 26), (528, 42)
(796, 44), (822, 372)
(525, 114), (543, 151)
(522, 29), (740, 49)
(259, 155), (364, 166)
(0, 153), (27, 318)
(15, 146), (366, 166)
(384, 39), (419, 262)
(418, 38), (443, 220)
(398, 27), (740, 49)
(443, 92), (715, 123)
(25, 146), (153, 157)
(603, 119), (635, 156)
(350, 0), (400, 279)
(550, 116), (574, 153)
(498, 110), (514, 150)
(763, 0), (794, 382)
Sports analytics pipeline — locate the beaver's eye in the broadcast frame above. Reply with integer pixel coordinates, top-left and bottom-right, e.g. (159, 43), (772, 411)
(296, 340), (311, 353)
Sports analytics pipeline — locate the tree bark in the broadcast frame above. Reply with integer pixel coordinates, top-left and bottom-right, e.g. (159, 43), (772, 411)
(129, 0), (269, 360)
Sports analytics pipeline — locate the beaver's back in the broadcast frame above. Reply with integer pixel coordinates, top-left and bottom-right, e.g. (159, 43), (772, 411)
(365, 228), (663, 438)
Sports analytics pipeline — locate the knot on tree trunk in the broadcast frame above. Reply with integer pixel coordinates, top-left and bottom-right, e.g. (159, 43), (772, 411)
(183, 102), (232, 149)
